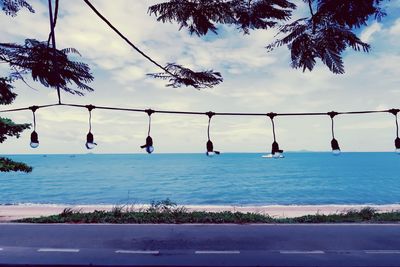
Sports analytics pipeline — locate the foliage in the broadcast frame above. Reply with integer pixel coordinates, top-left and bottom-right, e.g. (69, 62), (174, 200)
(0, 157), (32, 172)
(16, 205), (400, 224)
(148, 0), (296, 35)
(0, 39), (94, 96)
(149, 0), (389, 74)
(0, 117), (30, 143)
(148, 63), (223, 89)
(0, 0), (34, 16)
(0, 78), (17, 104)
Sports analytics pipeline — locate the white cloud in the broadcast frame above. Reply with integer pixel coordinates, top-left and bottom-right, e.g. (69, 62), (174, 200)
(361, 22), (382, 42)
(1, 0), (400, 154)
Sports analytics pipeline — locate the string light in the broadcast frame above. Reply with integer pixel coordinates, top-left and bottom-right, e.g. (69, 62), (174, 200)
(29, 106), (39, 148)
(140, 109), (154, 154)
(389, 109), (400, 155)
(205, 111), (220, 157)
(1, 103), (400, 155)
(328, 111), (341, 156)
(267, 112), (284, 158)
(85, 105), (97, 149)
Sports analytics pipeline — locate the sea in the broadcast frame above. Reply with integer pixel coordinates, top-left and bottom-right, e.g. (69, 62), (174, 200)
(0, 153), (399, 206)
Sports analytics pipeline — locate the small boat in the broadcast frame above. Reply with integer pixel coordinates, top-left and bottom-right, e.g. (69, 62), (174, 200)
(262, 154), (285, 158)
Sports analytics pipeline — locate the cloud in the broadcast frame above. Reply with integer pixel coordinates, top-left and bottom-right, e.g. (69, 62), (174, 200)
(1, 0), (400, 153)
(361, 22), (382, 42)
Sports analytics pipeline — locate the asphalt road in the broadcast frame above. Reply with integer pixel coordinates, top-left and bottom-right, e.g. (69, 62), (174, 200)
(0, 223), (400, 267)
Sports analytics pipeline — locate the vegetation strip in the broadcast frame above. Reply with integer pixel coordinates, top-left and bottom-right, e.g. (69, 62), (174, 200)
(14, 200), (400, 224)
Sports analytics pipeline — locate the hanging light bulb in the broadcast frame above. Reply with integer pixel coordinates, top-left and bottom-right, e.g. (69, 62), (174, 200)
(389, 109), (400, 155)
(328, 111), (341, 156)
(30, 131), (39, 148)
(29, 106), (39, 148)
(205, 112), (220, 157)
(85, 105), (97, 150)
(141, 109), (154, 154)
(267, 113), (284, 158)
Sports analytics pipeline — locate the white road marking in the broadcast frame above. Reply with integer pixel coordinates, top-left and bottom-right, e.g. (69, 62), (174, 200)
(38, 248), (79, 253)
(115, 250), (159, 255)
(365, 250), (400, 254)
(280, 250), (325, 254)
(195, 250), (240, 254)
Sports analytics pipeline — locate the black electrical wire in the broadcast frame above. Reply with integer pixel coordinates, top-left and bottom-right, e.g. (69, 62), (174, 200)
(32, 109), (36, 132)
(83, 0), (178, 80)
(88, 109), (92, 133)
(270, 117), (277, 142)
(48, 0), (61, 104)
(147, 113), (152, 137)
(0, 103), (397, 119)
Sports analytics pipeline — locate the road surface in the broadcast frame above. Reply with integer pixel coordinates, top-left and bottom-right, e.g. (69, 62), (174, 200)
(0, 223), (400, 266)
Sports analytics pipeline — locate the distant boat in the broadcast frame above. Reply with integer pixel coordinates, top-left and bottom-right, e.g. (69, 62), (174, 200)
(262, 154), (285, 158)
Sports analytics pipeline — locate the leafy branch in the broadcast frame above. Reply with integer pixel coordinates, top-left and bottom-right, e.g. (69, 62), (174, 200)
(0, 39), (94, 95)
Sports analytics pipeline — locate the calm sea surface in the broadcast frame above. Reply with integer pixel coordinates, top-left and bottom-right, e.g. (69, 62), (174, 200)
(1, 153), (399, 205)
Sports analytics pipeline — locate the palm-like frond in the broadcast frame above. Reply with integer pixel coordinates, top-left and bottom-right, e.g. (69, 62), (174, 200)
(317, 0), (386, 29)
(148, 0), (296, 35)
(268, 12), (370, 74)
(149, 0), (234, 36)
(0, 77), (17, 105)
(148, 63), (223, 89)
(0, 39), (94, 95)
(232, 0), (296, 34)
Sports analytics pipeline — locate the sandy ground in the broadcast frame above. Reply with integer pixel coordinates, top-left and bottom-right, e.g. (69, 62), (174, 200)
(1, 204), (400, 222)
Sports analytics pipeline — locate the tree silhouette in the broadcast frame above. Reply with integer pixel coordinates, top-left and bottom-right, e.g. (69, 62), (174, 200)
(148, 0), (388, 74)
(0, 0), (93, 172)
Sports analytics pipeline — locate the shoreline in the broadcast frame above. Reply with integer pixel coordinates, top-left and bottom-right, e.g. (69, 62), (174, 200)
(1, 204), (400, 222)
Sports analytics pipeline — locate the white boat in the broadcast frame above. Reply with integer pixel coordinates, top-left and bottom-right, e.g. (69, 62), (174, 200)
(262, 154), (285, 158)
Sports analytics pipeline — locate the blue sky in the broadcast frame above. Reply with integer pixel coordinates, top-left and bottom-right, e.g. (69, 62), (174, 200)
(1, 0), (400, 154)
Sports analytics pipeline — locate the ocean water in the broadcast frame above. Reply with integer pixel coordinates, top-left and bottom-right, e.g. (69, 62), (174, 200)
(0, 153), (399, 206)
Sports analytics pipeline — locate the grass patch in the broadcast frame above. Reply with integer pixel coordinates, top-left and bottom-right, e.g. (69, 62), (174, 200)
(15, 202), (400, 224)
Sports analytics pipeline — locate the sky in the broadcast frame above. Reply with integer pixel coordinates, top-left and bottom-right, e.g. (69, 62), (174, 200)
(0, 0), (400, 154)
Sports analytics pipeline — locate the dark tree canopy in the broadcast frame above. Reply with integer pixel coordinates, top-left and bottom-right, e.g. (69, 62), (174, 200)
(0, 0), (34, 16)
(148, 0), (296, 35)
(0, 39), (94, 96)
(0, 0), (93, 172)
(149, 0), (390, 74)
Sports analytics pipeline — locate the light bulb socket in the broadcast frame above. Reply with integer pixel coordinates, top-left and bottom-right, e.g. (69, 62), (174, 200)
(206, 140), (220, 155)
(86, 132), (94, 143)
(395, 137), (400, 149)
(30, 131), (39, 148)
(85, 132), (97, 149)
(206, 140), (214, 152)
(331, 138), (340, 151)
(141, 136), (154, 153)
(30, 131), (39, 143)
(271, 141), (283, 155)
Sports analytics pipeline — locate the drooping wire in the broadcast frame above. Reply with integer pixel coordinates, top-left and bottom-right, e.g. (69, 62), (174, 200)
(145, 109), (154, 136)
(0, 103), (396, 118)
(85, 105), (96, 132)
(83, 0), (178, 80)
(88, 109), (92, 132)
(267, 113), (278, 142)
(31, 108), (37, 131)
(328, 111), (339, 139)
(207, 116), (212, 141)
(147, 113), (152, 136)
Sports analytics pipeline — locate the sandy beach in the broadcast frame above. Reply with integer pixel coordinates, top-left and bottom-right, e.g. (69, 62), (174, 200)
(1, 204), (400, 222)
